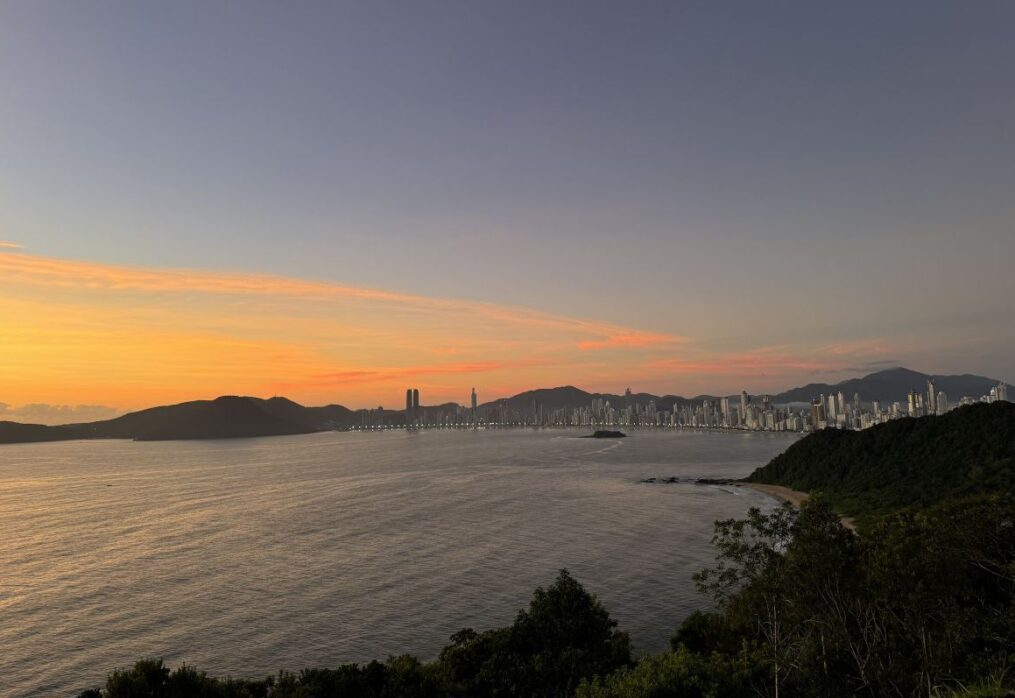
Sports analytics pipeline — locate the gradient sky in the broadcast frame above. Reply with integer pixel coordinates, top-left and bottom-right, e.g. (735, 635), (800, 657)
(2, 1), (1014, 420)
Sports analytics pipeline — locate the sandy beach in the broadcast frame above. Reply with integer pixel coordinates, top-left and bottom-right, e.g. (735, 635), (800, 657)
(739, 482), (856, 531)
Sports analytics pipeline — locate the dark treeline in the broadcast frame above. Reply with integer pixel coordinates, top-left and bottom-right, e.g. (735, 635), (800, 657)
(78, 405), (1015, 697)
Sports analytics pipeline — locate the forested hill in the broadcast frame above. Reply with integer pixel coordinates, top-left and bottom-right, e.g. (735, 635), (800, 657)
(746, 401), (1015, 523)
(0, 396), (357, 443)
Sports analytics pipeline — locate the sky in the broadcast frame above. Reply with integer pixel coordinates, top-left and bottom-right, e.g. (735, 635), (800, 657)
(1, 1), (1014, 421)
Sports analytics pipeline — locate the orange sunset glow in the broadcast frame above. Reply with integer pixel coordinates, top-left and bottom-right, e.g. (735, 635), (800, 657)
(0, 248), (891, 418)
(0, 248), (689, 413)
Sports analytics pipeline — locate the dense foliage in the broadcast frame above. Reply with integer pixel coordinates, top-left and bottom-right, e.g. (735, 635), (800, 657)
(747, 401), (1015, 525)
(581, 496), (1015, 697)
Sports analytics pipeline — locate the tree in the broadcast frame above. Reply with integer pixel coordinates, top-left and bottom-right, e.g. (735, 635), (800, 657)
(438, 569), (632, 697)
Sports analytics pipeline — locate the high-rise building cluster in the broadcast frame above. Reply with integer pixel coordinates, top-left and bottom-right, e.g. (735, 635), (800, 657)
(358, 387), (485, 428)
(470, 380), (1009, 432)
(352, 381), (1010, 432)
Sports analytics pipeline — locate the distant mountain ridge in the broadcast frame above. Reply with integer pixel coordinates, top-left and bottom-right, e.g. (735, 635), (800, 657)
(478, 387), (711, 414)
(479, 367), (1009, 414)
(1, 367), (1008, 444)
(769, 367), (1009, 404)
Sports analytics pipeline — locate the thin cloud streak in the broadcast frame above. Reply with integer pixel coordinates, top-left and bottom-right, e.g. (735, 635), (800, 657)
(0, 250), (684, 347)
(578, 332), (681, 351)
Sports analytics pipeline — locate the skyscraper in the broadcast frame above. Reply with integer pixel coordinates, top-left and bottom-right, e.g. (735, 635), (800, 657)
(719, 396), (730, 426)
(471, 387), (477, 425)
(412, 388), (419, 424)
(927, 380), (936, 415)
(405, 389), (412, 424)
(811, 400), (825, 427)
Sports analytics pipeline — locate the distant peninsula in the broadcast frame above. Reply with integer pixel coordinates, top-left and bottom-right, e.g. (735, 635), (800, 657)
(0, 396), (351, 444)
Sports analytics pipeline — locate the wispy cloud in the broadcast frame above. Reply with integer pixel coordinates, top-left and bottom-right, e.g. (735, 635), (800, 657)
(0, 241), (23, 249)
(578, 332), (682, 351)
(817, 339), (895, 358)
(271, 359), (548, 391)
(0, 402), (121, 425)
(645, 351), (835, 376)
(0, 250), (682, 345)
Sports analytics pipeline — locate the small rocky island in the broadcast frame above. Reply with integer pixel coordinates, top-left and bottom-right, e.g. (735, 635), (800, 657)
(584, 430), (627, 438)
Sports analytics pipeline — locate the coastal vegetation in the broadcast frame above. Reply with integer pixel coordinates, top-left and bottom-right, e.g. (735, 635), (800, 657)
(747, 401), (1015, 526)
(77, 404), (1015, 697)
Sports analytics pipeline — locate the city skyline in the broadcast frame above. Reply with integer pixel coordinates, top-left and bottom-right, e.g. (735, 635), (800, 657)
(349, 376), (1011, 432)
(2, 2), (1015, 415)
(4, 357), (1011, 426)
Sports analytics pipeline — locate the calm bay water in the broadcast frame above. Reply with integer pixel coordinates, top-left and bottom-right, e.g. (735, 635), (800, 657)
(0, 428), (794, 696)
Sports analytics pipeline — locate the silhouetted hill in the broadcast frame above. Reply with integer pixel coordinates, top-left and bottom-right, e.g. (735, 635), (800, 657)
(746, 401), (1015, 524)
(259, 397), (356, 430)
(100, 396), (315, 440)
(0, 396), (359, 444)
(772, 367), (1008, 404)
(480, 386), (592, 412)
(478, 386), (711, 414)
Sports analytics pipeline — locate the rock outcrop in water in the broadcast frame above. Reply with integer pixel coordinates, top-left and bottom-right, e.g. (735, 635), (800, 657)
(584, 430), (627, 439)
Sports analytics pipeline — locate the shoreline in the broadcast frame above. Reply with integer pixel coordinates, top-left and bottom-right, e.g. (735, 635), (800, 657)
(738, 482), (856, 531)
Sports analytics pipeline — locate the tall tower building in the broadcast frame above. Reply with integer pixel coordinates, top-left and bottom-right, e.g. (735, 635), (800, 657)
(405, 389), (412, 425)
(740, 391), (749, 421)
(997, 382), (1009, 402)
(719, 397), (730, 426)
(412, 388), (420, 424)
(471, 387), (477, 425)
(811, 400), (825, 427)
(927, 380), (937, 415)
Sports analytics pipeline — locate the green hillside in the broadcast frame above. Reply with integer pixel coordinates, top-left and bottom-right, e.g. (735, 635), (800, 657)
(747, 401), (1015, 523)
